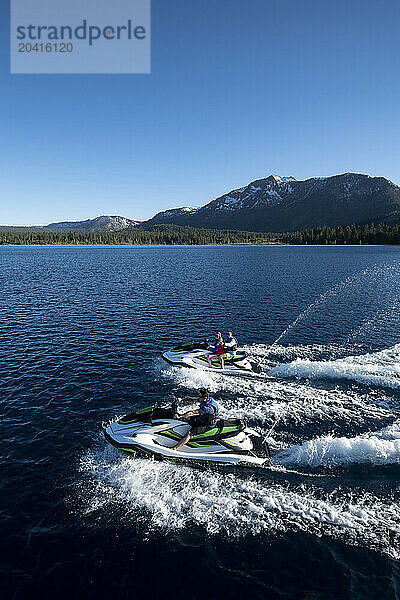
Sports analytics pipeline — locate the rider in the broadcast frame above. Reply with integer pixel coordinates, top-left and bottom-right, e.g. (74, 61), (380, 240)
(223, 330), (238, 361)
(172, 388), (219, 450)
(207, 331), (225, 369)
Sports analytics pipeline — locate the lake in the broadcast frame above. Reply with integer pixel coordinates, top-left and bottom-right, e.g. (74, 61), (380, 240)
(1, 245), (399, 599)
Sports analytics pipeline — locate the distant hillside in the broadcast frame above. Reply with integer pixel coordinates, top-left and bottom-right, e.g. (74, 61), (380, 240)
(144, 207), (199, 226)
(142, 173), (400, 232)
(45, 215), (140, 232)
(0, 215), (140, 233)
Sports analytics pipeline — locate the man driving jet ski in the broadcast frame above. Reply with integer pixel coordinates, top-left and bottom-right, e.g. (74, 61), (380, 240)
(172, 388), (219, 450)
(223, 330), (238, 359)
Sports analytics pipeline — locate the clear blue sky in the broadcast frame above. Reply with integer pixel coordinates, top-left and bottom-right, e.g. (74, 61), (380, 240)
(1, 0), (399, 224)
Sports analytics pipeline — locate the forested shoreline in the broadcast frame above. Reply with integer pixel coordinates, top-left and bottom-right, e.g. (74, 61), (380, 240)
(1, 223), (400, 246)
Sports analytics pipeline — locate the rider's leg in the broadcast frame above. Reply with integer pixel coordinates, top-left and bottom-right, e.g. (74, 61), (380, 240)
(172, 429), (192, 450)
(208, 353), (218, 367)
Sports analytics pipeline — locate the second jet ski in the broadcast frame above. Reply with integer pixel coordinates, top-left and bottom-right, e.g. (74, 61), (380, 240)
(161, 341), (262, 376)
(104, 402), (269, 466)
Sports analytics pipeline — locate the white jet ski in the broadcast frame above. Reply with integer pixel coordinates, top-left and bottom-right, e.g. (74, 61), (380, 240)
(161, 341), (262, 376)
(104, 402), (268, 466)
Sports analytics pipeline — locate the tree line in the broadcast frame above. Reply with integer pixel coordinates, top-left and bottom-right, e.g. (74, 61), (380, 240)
(0, 223), (399, 246)
(282, 223), (400, 245)
(0, 225), (273, 246)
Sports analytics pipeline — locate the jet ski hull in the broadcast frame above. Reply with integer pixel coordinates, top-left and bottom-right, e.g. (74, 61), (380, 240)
(162, 343), (262, 376)
(104, 405), (267, 466)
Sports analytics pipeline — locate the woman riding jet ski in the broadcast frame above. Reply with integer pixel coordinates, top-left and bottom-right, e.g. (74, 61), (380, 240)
(161, 332), (261, 376)
(104, 391), (268, 467)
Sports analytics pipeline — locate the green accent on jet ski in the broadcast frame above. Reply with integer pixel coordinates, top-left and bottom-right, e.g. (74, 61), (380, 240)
(136, 406), (154, 414)
(158, 429), (199, 448)
(157, 429), (222, 448)
(170, 342), (195, 352)
(120, 447), (137, 453)
(119, 405), (155, 424)
(158, 429), (180, 439)
(217, 426), (240, 434)
(191, 427), (219, 439)
(157, 421), (242, 443)
(191, 424), (241, 439)
(197, 353), (246, 363)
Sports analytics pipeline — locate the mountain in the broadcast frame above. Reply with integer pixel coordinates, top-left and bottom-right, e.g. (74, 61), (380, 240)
(45, 215), (141, 232)
(143, 173), (400, 232)
(2, 173), (400, 234)
(145, 207), (199, 226)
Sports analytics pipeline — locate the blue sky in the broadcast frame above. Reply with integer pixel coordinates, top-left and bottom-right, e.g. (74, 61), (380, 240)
(1, 0), (400, 224)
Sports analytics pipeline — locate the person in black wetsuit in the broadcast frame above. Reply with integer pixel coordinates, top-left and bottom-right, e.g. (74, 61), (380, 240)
(172, 388), (219, 450)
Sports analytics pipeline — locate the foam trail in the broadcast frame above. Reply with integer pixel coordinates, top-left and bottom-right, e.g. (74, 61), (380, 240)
(243, 343), (354, 363)
(77, 448), (400, 559)
(242, 342), (366, 373)
(160, 366), (395, 428)
(276, 421), (400, 468)
(270, 344), (400, 389)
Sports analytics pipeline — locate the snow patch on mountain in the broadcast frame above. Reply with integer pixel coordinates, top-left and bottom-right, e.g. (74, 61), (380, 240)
(46, 215), (141, 232)
(213, 175), (298, 211)
(271, 175), (296, 184)
(160, 207), (199, 216)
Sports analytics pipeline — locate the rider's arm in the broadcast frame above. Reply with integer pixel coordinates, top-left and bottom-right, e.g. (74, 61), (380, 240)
(181, 409), (200, 418)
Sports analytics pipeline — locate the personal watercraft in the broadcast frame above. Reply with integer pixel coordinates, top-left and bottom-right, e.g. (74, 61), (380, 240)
(104, 402), (268, 466)
(161, 341), (262, 376)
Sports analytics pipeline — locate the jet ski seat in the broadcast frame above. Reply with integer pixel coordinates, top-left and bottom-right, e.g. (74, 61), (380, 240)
(172, 341), (208, 352)
(118, 405), (155, 425)
(231, 351), (247, 361)
(190, 418), (246, 440)
(118, 402), (178, 425)
(216, 418), (246, 435)
(117, 408), (247, 442)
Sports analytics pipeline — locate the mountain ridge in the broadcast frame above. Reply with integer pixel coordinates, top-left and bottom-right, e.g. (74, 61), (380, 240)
(45, 215), (141, 232)
(144, 172), (400, 232)
(2, 173), (400, 233)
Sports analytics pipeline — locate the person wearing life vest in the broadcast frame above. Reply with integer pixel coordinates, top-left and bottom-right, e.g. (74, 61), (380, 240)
(207, 331), (225, 369)
(222, 330), (238, 361)
(172, 388), (219, 450)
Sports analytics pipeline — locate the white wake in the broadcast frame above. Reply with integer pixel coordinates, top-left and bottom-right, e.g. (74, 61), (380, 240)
(77, 447), (400, 559)
(160, 362), (395, 429)
(276, 421), (400, 468)
(270, 344), (400, 389)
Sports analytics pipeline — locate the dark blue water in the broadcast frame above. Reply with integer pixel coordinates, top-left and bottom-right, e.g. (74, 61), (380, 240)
(1, 246), (400, 600)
